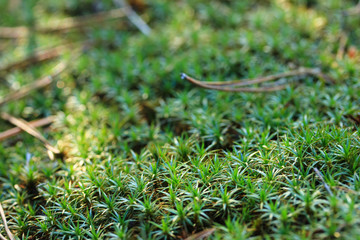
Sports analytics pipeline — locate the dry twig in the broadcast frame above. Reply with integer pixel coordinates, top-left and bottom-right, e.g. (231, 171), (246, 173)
(0, 115), (55, 141)
(0, 203), (14, 240)
(181, 68), (334, 92)
(0, 112), (60, 155)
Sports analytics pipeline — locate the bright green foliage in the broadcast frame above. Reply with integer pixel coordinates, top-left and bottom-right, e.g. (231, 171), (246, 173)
(1, 0), (360, 239)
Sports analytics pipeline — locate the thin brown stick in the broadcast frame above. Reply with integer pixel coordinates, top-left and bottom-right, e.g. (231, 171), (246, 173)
(0, 115), (55, 141)
(187, 68), (334, 87)
(0, 203), (14, 240)
(0, 8), (126, 38)
(181, 73), (287, 92)
(0, 61), (66, 107)
(0, 44), (71, 74)
(0, 112), (60, 155)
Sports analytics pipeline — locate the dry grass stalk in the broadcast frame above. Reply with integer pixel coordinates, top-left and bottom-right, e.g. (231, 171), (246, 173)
(0, 203), (14, 240)
(181, 68), (334, 92)
(0, 8), (126, 38)
(0, 112), (60, 155)
(0, 115), (55, 141)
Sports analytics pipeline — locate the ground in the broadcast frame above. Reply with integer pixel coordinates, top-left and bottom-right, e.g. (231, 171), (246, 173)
(0, 0), (360, 239)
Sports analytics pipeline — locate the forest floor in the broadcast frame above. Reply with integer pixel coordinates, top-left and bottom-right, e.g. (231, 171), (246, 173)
(1, 0), (360, 239)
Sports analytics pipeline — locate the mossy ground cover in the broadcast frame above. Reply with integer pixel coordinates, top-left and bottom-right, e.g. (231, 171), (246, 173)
(1, 0), (360, 239)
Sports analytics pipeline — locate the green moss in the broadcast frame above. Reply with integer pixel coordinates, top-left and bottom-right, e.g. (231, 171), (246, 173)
(1, 0), (360, 239)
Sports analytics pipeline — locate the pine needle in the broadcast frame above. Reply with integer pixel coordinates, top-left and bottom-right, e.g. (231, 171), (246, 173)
(0, 44), (71, 75)
(0, 42), (87, 107)
(181, 73), (287, 92)
(185, 228), (215, 240)
(0, 112), (60, 155)
(0, 8), (126, 38)
(0, 61), (66, 107)
(346, 3), (360, 15)
(181, 68), (334, 92)
(113, 0), (151, 35)
(0, 203), (14, 240)
(0, 115), (55, 141)
(314, 167), (334, 196)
